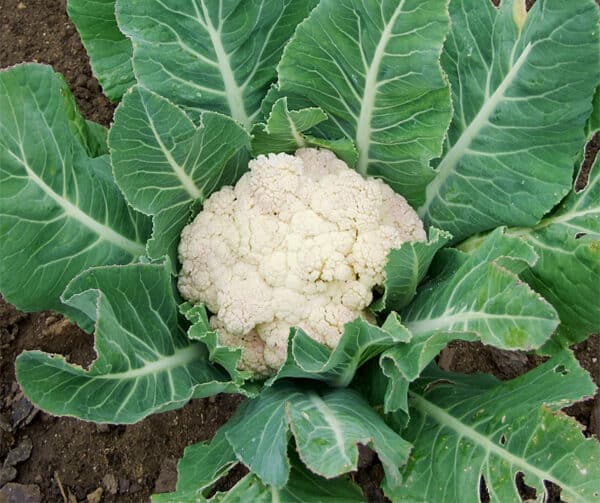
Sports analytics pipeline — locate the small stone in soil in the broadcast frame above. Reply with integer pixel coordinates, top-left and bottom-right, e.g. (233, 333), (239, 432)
(86, 487), (103, 503)
(95, 423), (110, 433)
(0, 465), (17, 486)
(0, 414), (11, 433)
(0, 483), (41, 503)
(4, 437), (33, 466)
(102, 473), (118, 495)
(10, 396), (34, 429)
(118, 478), (130, 494)
(153, 458), (178, 494)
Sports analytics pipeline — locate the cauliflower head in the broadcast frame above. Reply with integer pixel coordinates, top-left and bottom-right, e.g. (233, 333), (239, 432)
(178, 148), (426, 376)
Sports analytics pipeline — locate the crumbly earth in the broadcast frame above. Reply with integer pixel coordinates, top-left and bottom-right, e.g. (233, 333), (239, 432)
(178, 148), (426, 375)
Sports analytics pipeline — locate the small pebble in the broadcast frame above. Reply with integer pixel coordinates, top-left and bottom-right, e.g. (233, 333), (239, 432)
(4, 437), (33, 466)
(118, 478), (130, 494)
(0, 466), (17, 486)
(17, 2), (27, 9)
(86, 487), (103, 503)
(95, 423), (110, 433)
(102, 473), (118, 495)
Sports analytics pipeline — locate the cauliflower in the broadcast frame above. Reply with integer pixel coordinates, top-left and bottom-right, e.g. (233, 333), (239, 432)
(178, 148), (426, 376)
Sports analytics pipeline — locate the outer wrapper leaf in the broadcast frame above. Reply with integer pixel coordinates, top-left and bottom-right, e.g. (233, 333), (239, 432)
(268, 314), (411, 387)
(116, 0), (318, 129)
(0, 64), (150, 329)
(224, 382), (410, 490)
(109, 87), (250, 261)
(153, 440), (363, 502)
(379, 229), (559, 414)
(419, 0), (600, 240)
(16, 263), (239, 424)
(278, 0), (452, 205)
(372, 227), (452, 313)
(67, 0), (135, 100)
(388, 351), (599, 502)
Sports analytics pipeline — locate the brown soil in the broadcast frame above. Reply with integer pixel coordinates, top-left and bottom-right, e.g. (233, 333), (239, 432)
(0, 1), (598, 502)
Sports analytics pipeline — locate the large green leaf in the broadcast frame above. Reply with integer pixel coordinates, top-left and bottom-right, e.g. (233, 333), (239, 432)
(278, 0), (451, 205)
(379, 229), (559, 414)
(419, 0), (600, 241)
(15, 262), (239, 424)
(224, 382), (410, 490)
(67, 0), (135, 101)
(109, 86), (250, 260)
(154, 437), (364, 502)
(387, 351), (599, 502)
(267, 314), (411, 388)
(516, 154), (600, 347)
(0, 64), (149, 329)
(116, 0), (318, 130)
(401, 229), (558, 349)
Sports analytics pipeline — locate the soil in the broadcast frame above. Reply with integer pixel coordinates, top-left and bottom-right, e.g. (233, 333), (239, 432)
(0, 1), (598, 502)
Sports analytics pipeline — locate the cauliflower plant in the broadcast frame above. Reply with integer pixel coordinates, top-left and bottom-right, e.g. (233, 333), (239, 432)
(178, 148), (426, 376)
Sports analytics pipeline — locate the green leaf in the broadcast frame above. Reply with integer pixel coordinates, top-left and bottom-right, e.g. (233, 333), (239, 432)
(210, 467), (363, 503)
(402, 229), (558, 350)
(278, 0), (452, 205)
(15, 262), (238, 424)
(109, 86), (250, 260)
(516, 154), (600, 347)
(0, 64), (150, 328)
(67, 0), (135, 101)
(268, 314), (410, 388)
(387, 351), (599, 502)
(372, 227), (452, 313)
(379, 229), (559, 414)
(251, 98), (327, 155)
(116, 0), (318, 130)
(224, 382), (410, 490)
(153, 430), (237, 502)
(251, 97), (358, 166)
(584, 86), (600, 141)
(154, 441), (364, 502)
(419, 0), (600, 241)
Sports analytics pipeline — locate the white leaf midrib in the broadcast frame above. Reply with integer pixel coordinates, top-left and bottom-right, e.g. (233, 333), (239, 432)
(410, 391), (588, 502)
(356, 0), (406, 175)
(8, 146), (145, 257)
(138, 92), (202, 200)
(405, 310), (550, 336)
(308, 393), (352, 467)
(93, 344), (203, 380)
(419, 42), (534, 217)
(194, 0), (251, 130)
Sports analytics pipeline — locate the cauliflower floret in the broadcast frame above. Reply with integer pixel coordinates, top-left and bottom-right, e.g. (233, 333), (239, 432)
(178, 148), (426, 377)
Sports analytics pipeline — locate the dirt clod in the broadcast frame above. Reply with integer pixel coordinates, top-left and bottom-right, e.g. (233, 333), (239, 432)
(0, 483), (41, 503)
(153, 458), (178, 494)
(9, 398), (35, 430)
(0, 466), (17, 487)
(3, 437), (32, 467)
(101, 474), (118, 496)
(85, 487), (103, 503)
